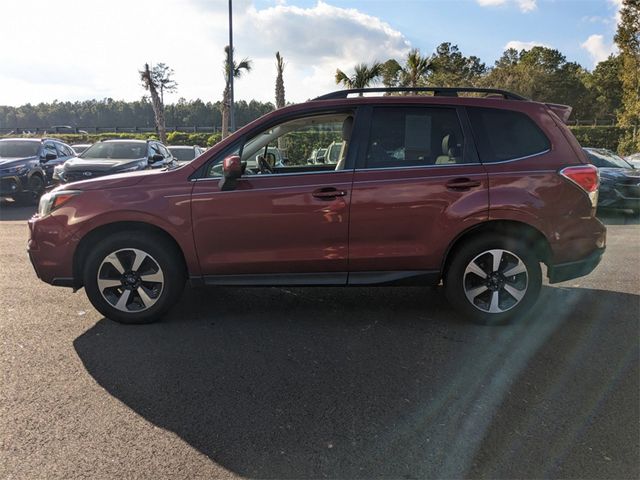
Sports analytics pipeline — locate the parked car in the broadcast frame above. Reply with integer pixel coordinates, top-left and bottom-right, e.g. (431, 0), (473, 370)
(29, 87), (606, 325)
(0, 138), (75, 204)
(54, 139), (173, 183)
(167, 145), (205, 164)
(71, 144), (92, 155)
(583, 147), (640, 214)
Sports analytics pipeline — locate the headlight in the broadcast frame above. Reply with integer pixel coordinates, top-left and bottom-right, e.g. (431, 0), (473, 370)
(52, 165), (65, 180)
(118, 160), (147, 173)
(38, 190), (82, 217)
(0, 164), (29, 175)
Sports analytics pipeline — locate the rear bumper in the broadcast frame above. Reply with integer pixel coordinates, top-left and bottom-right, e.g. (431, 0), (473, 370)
(548, 247), (605, 284)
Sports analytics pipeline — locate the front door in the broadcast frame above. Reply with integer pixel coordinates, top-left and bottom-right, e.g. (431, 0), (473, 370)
(191, 110), (359, 283)
(348, 105), (489, 279)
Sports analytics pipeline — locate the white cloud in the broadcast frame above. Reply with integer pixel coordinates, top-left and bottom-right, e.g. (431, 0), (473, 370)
(0, 0), (411, 107)
(477, 0), (537, 13)
(609, 0), (622, 25)
(581, 34), (616, 65)
(504, 40), (550, 51)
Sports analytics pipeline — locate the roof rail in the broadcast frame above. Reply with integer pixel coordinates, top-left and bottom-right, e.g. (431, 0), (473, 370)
(314, 87), (527, 101)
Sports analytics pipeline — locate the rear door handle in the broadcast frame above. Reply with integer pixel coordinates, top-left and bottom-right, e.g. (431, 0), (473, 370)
(312, 187), (347, 200)
(446, 178), (482, 191)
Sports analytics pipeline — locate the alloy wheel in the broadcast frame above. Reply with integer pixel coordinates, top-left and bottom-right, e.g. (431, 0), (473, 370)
(463, 248), (528, 314)
(96, 248), (164, 312)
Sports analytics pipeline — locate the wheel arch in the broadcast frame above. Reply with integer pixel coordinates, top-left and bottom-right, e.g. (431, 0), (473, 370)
(441, 219), (552, 276)
(72, 221), (188, 290)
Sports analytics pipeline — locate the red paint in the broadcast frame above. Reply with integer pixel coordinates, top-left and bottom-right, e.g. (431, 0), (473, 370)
(28, 94), (606, 287)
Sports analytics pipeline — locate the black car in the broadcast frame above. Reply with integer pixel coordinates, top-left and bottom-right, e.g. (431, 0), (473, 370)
(56, 139), (174, 183)
(0, 138), (75, 204)
(583, 147), (640, 214)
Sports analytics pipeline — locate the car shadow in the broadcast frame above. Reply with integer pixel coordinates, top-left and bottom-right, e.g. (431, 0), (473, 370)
(0, 199), (35, 221)
(74, 285), (639, 479)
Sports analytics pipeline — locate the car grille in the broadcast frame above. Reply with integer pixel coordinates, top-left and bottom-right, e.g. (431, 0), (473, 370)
(64, 171), (109, 183)
(616, 183), (640, 199)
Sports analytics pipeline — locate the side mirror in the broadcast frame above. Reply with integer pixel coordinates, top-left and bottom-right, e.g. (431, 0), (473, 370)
(42, 153), (57, 162)
(218, 155), (242, 191)
(149, 153), (164, 164)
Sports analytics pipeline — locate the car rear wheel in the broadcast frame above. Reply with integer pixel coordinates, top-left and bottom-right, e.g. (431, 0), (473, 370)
(83, 232), (185, 324)
(444, 234), (542, 325)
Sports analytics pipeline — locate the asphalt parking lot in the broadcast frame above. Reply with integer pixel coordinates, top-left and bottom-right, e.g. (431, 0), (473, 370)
(1, 202), (639, 479)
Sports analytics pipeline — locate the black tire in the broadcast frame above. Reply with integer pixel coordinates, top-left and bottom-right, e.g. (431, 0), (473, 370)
(444, 234), (542, 325)
(83, 231), (185, 324)
(17, 174), (45, 206)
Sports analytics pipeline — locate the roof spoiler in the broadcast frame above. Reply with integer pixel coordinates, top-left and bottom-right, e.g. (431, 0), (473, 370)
(546, 103), (572, 124)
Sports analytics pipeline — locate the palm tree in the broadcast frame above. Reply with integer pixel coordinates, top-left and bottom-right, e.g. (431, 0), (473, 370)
(140, 62), (177, 143)
(380, 49), (432, 93)
(335, 62), (383, 93)
(221, 46), (252, 138)
(400, 48), (431, 88)
(274, 52), (287, 154)
(275, 51), (286, 109)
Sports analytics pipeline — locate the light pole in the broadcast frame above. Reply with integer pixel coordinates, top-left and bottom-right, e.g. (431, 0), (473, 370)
(228, 0), (235, 133)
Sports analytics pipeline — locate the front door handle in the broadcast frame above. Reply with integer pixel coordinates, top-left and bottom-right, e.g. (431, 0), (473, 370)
(312, 187), (347, 200)
(446, 178), (482, 191)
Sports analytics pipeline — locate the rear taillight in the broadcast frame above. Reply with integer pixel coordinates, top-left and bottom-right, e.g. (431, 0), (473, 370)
(560, 165), (599, 207)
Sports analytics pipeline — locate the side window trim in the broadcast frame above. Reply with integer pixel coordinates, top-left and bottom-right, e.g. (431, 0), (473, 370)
(194, 107), (363, 180)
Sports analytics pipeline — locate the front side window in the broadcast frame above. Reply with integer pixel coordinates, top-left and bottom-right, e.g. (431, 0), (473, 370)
(205, 112), (354, 177)
(364, 107), (466, 169)
(43, 143), (58, 159)
(468, 107), (550, 163)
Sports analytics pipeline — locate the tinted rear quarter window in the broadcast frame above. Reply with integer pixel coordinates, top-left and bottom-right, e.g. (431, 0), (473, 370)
(468, 107), (550, 163)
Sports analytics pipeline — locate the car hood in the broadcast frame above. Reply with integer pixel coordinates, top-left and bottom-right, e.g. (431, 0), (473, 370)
(56, 168), (164, 191)
(599, 167), (640, 180)
(64, 157), (145, 172)
(0, 156), (37, 166)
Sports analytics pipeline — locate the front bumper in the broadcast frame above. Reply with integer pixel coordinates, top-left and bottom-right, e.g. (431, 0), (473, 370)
(548, 247), (606, 284)
(598, 182), (640, 210)
(28, 214), (78, 288)
(0, 174), (28, 196)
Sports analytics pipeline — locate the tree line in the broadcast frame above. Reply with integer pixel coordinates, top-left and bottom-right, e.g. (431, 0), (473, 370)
(2, 1), (637, 151)
(0, 97), (274, 132)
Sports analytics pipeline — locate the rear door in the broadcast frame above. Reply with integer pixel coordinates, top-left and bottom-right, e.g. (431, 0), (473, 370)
(347, 105), (489, 281)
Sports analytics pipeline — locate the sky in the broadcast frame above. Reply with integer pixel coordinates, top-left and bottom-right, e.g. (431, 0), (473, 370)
(0, 0), (623, 107)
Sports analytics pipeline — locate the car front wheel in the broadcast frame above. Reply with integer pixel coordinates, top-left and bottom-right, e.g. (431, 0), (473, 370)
(444, 234), (542, 325)
(83, 232), (185, 324)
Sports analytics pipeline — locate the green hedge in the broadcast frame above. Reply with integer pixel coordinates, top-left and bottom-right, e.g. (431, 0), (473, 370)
(568, 126), (633, 152)
(7, 126), (635, 154)
(9, 131), (222, 147)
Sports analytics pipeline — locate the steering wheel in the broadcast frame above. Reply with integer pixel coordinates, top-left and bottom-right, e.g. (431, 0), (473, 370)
(257, 155), (274, 174)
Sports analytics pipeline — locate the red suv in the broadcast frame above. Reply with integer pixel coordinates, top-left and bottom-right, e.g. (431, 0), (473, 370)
(28, 87), (606, 325)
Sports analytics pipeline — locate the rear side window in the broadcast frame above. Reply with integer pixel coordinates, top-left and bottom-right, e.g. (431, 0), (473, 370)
(468, 107), (550, 163)
(364, 107), (466, 168)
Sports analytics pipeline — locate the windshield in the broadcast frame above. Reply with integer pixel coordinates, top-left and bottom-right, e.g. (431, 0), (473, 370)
(585, 149), (632, 169)
(80, 142), (147, 160)
(72, 145), (90, 154)
(168, 147), (195, 161)
(0, 140), (40, 158)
